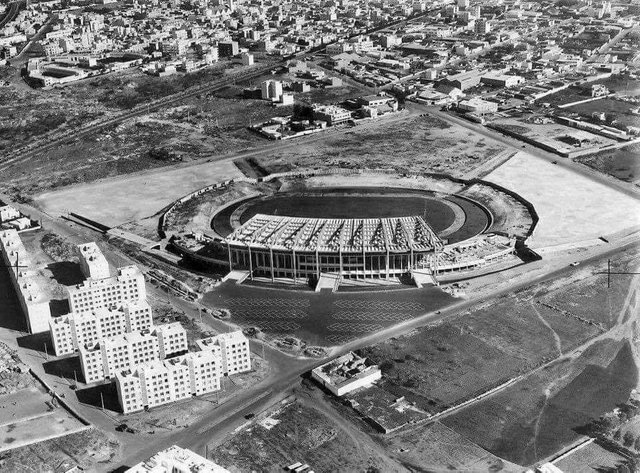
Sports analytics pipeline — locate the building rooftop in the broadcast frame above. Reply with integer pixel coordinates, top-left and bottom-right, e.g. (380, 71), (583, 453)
(126, 445), (229, 473)
(225, 214), (443, 253)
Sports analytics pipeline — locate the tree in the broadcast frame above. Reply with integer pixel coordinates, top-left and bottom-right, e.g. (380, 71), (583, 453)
(623, 432), (634, 447)
(613, 429), (622, 441)
(634, 436), (640, 451)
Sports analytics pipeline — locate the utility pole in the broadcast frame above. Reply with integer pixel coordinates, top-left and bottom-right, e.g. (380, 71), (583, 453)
(44, 342), (48, 360)
(74, 370), (78, 386)
(608, 259), (611, 289)
(100, 392), (105, 411)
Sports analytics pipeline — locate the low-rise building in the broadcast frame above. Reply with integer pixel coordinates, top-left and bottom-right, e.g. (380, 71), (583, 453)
(311, 352), (382, 396)
(0, 205), (20, 223)
(312, 104), (352, 125)
(125, 445), (229, 473)
(458, 97), (498, 114)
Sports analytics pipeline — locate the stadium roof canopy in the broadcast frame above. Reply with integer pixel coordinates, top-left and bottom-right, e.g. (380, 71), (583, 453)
(225, 214), (443, 253)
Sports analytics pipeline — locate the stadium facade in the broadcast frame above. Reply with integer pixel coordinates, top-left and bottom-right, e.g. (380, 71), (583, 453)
(224, 213), (444, 281)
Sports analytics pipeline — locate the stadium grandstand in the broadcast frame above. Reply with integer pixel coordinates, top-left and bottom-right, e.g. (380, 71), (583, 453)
(224, 214), (444, 281)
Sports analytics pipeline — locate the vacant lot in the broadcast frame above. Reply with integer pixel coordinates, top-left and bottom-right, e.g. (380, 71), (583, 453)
(486, 152), (640, 248)
(442, 339), (637, 467)
(0, 384), (87, 454)
(0, 427), (120, 472)
(34, 158), (244, 227)
(252, 113), (506, 178)
(381, 421), (520, 472)
(358, 247), (637, 415)
(575, 143), (640, 183)
(212, 399), (404, 472)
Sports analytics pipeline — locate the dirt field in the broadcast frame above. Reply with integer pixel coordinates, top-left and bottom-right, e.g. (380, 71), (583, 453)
(0, 384), (87, 454)
(486, 151), (640, 248)
(0, 63), (369, 198)
(442, 339), (636, 467)
(0, 428), (120, 472)
(34, 158), (244, 227)
(380, 421), (520, 472)
(358, 246), (638, 414)
(251, 113), (506, 178)
(211, 398), (405, 473)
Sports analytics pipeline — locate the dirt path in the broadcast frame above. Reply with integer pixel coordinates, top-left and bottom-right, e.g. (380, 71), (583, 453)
(529, 300), (563, 356)
(297, 389), (408, 472)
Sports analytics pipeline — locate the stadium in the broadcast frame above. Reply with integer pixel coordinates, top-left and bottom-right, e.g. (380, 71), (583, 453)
(168, 170), (538, 286)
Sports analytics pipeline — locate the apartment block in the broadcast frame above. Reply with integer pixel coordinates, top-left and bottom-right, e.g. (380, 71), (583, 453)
(0, 229), (51, 334)
(154, 322), (188, 359)
(77, 242), (110, 280)
(125, 445), (229, 473)
(79, 330), (160, 383)
(66, 265), (146, 314)
(48, 300), (153, 356)
(196, 331), (251, 376)
(116, 350), (221, 414)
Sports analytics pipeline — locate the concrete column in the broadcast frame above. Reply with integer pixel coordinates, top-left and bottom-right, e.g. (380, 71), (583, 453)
(269, 247), (274, 282)
(292, 249), (297, 285)
(227, 243), (232, 271)
(247, 245), (253, 280)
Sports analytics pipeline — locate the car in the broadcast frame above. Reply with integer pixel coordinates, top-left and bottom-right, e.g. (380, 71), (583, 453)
(116, 424), (128, 432)
(570, 261), (580, 267)
(125, 427), (136, 434)
(552, 160), (558, 164)
(244, 413), (255, 420)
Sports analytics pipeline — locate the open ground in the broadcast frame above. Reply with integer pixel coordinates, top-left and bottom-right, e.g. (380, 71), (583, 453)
(485, 151), (640, 248)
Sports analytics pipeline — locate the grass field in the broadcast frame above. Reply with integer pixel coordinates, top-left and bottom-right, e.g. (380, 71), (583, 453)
(575, 143), (640, 183)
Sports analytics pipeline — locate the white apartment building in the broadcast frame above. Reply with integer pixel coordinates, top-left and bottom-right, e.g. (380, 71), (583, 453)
(125, 445), (229, 473)
(77, 242), (110, 280)
(196, 331), (251, 376)
(312, 104), (352, 126)
(154, 322), (188, 359)
(260, 79), (283, 100)
(80, 330), (160, 383)
(0, 229), (51, 334)
(66, 265), (146, 314)
(116, 350), (221, 414)
(49, 300), (153, 356)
